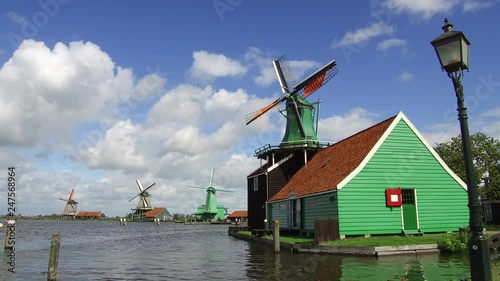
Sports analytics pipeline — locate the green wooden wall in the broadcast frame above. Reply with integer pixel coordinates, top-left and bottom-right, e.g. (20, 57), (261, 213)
(301, 193), (339, 232)
(268, 193), (339, 232)
(337, 119), (468, 236)
(268, 201), (288, 228)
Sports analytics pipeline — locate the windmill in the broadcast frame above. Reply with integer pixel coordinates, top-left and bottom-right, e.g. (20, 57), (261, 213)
(188, 168), (233, 221)
(245, 56), (338, 230)
(128, 180), (156, 221)
(59, 189), (78, 219)
(245, 55), (338, 148)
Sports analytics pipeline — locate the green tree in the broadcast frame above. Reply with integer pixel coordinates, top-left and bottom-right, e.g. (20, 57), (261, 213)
(434, 132), (500, 199)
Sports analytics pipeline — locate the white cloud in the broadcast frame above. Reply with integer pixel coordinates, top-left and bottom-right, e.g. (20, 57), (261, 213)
(132, 73), (167, 102)
(331, 22), (394, 48)
(0, 40), (159, 146)
(318, 107), (379, 142)
(377, 38), (408, 51)
(481, 107), (500, 117)
(146, 84), (213, 128)
(382, 0), (459, 19)
(421, 122), (460, 146)
(463, 1), (494, 12)
(398, 71), (414, 82)
(80, 120), (145, 171)
(190, 50), (247, 81)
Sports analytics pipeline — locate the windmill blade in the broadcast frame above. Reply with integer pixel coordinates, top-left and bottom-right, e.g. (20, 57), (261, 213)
(136, 180), (144, 192)
(128, 194), (139, 202)
(273, 55), (297, 94)
(141, 183), (156, 193)
(244, 96), (286, 125)
(188, 186), (208, 191)
(292, 60), (338, 98)
(68, 189), (75, 200)
(141, 195), (149, 208)
(215, 189), (234, 193)
(209, 168), (215, 187)
(59, 198), (67, 202)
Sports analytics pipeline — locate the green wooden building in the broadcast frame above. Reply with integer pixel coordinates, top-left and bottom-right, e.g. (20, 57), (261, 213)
(267, 112), (469, 237)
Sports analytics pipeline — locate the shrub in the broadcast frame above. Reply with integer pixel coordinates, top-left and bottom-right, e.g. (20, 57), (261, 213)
(438, 227), (469, 253)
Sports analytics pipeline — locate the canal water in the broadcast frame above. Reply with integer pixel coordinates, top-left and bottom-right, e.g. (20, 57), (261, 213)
(1, 220), (471, 280)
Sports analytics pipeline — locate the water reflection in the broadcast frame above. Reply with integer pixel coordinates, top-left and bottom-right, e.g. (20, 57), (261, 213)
(1, 220), (471, 281)
(244, 242), (469, 281)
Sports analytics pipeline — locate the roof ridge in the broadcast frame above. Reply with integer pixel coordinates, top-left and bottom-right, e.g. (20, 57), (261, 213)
(329, 114), (398, 147)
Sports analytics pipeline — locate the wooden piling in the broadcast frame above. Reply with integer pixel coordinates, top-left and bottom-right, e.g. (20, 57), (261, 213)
(47, 234), (61, 281)
(4, 226), (14, 250)
(273, 219), (280, 253)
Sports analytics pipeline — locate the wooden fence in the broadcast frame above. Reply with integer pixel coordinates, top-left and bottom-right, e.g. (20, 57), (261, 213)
(314, 218), (340, 244)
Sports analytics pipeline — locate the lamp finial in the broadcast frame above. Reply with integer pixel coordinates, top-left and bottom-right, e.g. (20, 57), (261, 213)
(442, 18), (453, 33)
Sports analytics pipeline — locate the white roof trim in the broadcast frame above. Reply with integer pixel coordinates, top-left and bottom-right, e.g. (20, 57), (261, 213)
(268, 153), (294, 173)
(336, 111), (467, 190)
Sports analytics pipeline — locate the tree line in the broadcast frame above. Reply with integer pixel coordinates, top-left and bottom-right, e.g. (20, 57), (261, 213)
(434, 132), (500, 200)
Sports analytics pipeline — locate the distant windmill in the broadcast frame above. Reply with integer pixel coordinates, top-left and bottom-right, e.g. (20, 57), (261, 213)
(59, 189), (78, 218)
(128, 180), (156, 221)
(188, 168), (233, 221)
(245, 55), (338, 147)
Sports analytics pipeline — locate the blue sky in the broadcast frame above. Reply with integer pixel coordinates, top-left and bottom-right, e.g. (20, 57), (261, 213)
(0, 0), (499, 217)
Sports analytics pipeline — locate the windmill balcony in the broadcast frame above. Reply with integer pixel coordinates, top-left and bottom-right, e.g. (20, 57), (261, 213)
(254, 140), (331, 158)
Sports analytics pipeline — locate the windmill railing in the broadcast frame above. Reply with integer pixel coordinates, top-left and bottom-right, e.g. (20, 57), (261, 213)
(253, 140), (332, 158)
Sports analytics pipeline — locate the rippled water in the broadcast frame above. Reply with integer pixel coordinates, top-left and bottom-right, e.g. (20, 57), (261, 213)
(1, 220), (471, 280)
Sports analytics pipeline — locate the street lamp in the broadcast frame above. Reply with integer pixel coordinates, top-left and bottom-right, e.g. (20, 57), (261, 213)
(431, 18), (492, 281)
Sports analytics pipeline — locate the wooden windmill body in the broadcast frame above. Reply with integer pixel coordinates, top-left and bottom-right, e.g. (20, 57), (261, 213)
(59, 189), (78, 219)
(245, 56), (338, 230)
(128, 180), (156, 221)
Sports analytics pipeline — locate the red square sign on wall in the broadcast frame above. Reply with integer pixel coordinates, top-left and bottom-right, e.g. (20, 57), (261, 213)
(386, 188), (402, 207)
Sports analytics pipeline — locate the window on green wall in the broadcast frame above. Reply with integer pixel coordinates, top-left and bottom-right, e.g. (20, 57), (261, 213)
(253, 177), (258, 191)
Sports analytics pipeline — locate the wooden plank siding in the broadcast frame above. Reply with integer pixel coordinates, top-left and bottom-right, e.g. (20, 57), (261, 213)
(337, 120), (468, 236)
(302, 193), (339, 232)
(268, 202), (288, 228)
(247, 174), (268, 230)
(268, 193), (339, 232)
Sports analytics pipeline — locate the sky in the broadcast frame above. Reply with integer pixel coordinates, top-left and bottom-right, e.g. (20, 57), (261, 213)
(0, 0), (499, 217)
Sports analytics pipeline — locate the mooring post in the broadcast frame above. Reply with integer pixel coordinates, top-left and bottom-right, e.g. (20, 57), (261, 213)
(4, 225), (14, 250)
(273, 219), (280, 253)
(47, 234), (61, 281)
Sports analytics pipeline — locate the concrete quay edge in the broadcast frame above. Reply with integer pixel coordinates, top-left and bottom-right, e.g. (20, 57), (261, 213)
(228, 230), (440, 257)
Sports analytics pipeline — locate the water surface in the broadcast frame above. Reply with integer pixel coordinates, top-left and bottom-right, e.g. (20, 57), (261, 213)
(1, 220), (470, 280)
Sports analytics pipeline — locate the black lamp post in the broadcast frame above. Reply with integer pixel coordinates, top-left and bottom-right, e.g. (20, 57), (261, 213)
(431, 18), (492, 281)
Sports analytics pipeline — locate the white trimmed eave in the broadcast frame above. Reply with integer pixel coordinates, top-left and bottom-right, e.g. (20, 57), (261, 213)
(336, 111), (467, 191)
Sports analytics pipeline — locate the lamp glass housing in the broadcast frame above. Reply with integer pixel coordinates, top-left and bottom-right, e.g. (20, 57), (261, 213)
(431, 31), (470, 73)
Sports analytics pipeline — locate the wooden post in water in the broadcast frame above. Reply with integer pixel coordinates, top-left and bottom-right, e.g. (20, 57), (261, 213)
(273, 219), (280, 253)
(4, 226), (14, 250)
(47, 234), (61, 281)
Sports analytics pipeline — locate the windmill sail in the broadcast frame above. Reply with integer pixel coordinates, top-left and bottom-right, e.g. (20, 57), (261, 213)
(273, 55), (297, 94)
(129, 180), (155, 209)
(60, 189), (78, 216)
(244, 55), (338, 147)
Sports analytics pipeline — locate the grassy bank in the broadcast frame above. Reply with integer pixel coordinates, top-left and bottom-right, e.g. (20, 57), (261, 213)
(237, 231), (451, 246)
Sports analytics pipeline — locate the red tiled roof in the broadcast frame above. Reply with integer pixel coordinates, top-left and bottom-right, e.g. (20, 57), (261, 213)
(227, 210), (248, 218)
(76, 211), (104, 217)
(269, 115), (397, 201)
(143, 207), (165, 218)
